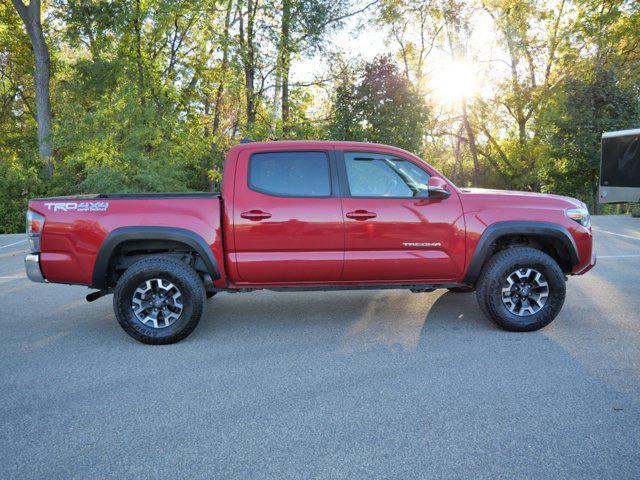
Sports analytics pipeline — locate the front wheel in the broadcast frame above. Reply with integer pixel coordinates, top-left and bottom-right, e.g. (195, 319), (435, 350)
(113, 256), (206, 344)
(476, 247), (566, 332)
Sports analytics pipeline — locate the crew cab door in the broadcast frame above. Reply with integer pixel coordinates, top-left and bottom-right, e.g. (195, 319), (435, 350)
(232, 148), (344, 283)
(338, 151), (465, 281)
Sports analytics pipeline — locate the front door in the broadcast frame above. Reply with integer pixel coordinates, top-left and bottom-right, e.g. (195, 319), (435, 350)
(232, 148), (344, 283)
(339, 151), (465, 282)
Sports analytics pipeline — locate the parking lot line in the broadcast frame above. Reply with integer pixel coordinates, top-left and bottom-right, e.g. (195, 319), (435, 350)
(0, 239), (26, 249)
(593, 228), (640, 241)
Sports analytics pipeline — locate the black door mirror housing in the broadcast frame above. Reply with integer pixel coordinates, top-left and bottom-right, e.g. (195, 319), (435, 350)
(427, 177), (451, 199)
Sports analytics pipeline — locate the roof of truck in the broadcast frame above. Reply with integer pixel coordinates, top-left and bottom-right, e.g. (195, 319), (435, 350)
(228, 140), (419, 159)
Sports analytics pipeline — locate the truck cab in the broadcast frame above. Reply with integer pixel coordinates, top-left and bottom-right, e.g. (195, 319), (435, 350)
(223, 141), (466, 285)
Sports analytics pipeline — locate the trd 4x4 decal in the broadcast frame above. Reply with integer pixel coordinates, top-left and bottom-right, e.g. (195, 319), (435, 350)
(44, 201), (109, 212)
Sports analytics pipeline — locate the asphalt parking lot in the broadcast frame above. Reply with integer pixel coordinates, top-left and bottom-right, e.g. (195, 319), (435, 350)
(1, 215), (639, 479)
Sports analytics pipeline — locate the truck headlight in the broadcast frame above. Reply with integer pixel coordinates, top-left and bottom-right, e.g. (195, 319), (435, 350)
(566, 208), (590, 228)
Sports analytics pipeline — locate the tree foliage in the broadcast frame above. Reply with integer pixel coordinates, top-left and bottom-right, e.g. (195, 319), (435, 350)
(1, 0), (639, 231)
(542, 66), (639, 208)
(329, 56), (431, 153)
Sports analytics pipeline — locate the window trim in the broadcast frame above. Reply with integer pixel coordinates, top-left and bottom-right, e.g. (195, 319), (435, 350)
(247, 150), (336, 198)
(338, 150), (432, 199)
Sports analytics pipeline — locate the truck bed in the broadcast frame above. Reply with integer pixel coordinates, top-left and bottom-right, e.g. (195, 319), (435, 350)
(28, 194), (224, 287)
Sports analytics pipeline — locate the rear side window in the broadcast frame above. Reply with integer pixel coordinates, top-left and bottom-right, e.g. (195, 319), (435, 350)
(248, 151), (331, 197)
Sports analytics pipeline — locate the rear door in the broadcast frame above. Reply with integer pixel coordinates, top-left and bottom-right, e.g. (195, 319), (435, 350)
(338, 150), (465, 282)
(232, 148), (344, 283)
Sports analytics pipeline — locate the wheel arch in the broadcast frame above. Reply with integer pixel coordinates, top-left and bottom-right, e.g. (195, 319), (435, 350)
(92, 226), (221, 289)
(463, 221), (579, 285)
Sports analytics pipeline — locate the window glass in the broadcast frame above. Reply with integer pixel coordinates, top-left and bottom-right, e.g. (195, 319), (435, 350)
(249, 151), (331, 196)
(344, 153), (430, 197)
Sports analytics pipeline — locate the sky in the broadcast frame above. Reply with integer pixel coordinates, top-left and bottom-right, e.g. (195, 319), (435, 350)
(292, 2), (506, 110)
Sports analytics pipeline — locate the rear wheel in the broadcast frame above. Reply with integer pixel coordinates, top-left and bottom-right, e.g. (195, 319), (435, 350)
(476, 247), (565, 332)
(113, 256), (206, 344)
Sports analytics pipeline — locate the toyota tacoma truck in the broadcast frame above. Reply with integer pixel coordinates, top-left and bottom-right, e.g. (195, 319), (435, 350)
(25, 141), (596, 344)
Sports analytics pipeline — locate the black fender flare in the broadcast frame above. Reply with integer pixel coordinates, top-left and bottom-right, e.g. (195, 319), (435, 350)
(463, 221), (579, 285)
(92, 226), (221, 289)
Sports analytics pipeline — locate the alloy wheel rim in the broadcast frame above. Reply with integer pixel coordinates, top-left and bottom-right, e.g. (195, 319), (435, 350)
(501, 268), (549, 317)
(131, 278), (183, 328)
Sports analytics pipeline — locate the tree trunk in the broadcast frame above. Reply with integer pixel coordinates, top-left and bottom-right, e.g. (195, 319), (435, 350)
(280, 0), (292, 136)
(239, 0), (257, 129)
(281, 50), (291, 136)
(270, 69), (282, 137)
(12, 0), (54, 177)
(133, 0), (145, 105)
(204, 97), (211, 137)
(462, 99), (480, 187)
(212, 0), (233, 136)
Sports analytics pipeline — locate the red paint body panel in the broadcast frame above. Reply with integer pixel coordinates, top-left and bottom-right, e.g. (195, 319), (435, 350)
(29, 197), (225, 286)
(28, 140), (595, 290)
(458, 188), (594, 275)
(340, 195), (466, 283)
(230, 145), (344, 283)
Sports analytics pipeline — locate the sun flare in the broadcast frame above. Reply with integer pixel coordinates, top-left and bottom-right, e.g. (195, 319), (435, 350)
(428, 60), (480, 106)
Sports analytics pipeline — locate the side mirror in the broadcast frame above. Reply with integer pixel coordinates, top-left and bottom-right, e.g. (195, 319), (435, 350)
(427, 177), (451, 199)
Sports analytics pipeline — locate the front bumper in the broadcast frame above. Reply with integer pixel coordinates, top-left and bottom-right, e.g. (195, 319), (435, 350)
(576, 252), (597, 275)
(25, 254), (47, 283)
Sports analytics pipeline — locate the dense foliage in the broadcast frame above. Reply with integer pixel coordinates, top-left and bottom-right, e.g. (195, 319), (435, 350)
(328, 56), (431, 152)
(1, 0), (639, 232)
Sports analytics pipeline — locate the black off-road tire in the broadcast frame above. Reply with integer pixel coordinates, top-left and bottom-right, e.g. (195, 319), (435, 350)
(113, 256), (206, 344)
(476, 247), (566, 332)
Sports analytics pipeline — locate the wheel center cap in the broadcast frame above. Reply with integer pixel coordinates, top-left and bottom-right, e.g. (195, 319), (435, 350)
(132, 278), (183, 329)
(502, 268), (549, 317)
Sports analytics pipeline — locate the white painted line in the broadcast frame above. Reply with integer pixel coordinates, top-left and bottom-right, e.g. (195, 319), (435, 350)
(593, 228), (640, 241)
(597, 254), (640, 258)
(0, 239), (27, 249)
(0, 273), (25, 280)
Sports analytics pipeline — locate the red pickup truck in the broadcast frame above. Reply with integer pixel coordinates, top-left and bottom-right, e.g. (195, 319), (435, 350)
(25, 141), (596, 344)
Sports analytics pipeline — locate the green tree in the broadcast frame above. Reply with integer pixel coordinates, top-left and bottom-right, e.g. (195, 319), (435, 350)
(542, 66), (640, 212)
(2, 0), (640, 232)
(327, 67), (365, 142)
(269, 0), (358, 136)
(10, 0), (54, 176)
(328, 56), (430, 153)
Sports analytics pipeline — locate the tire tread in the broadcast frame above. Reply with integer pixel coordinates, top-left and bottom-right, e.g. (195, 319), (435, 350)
(113, 256), (205, 344)
(476, 247), (566, 332)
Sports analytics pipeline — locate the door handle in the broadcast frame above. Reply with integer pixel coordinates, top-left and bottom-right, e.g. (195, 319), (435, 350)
(345, 210), (377, 220)
(240, 210), (272, 221)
